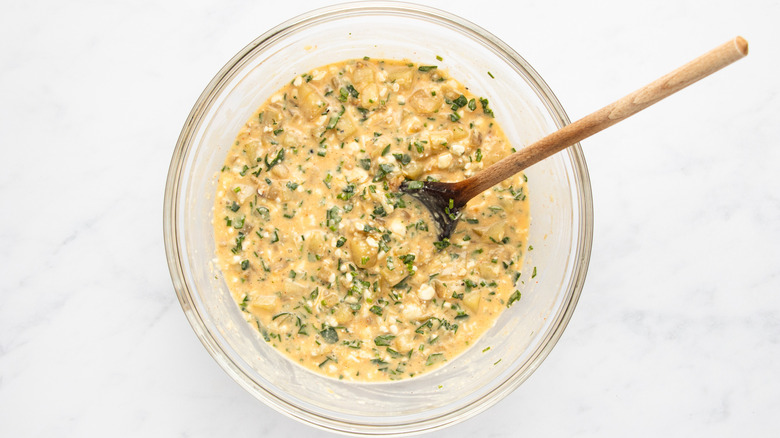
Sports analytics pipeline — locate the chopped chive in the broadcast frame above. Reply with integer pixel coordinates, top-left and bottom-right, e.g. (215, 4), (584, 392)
(405, 180), (424, 190)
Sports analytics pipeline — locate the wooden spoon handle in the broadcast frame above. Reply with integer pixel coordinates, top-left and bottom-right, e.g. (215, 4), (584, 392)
(452, 36), (748, 203)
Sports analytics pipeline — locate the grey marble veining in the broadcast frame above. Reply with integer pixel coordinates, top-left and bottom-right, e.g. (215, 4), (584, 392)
(1, 0), (778, 436)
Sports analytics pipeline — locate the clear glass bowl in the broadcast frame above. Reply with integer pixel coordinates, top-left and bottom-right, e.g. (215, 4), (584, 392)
(163, 2), (593, 435)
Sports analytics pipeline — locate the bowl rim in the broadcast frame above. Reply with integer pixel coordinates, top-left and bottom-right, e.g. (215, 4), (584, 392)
(163, 1), (594, 435)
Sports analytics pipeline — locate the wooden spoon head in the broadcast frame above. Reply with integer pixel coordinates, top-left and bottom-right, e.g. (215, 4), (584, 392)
(399, 180), (463, 241)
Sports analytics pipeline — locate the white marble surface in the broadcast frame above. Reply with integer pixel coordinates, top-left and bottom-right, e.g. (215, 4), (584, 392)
(1, 0), (778, 436)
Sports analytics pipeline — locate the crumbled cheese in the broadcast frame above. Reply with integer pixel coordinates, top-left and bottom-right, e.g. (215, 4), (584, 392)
(389, 220), (406, 237)
(437, 153), (453, 169)
(418, 283), (435, 300)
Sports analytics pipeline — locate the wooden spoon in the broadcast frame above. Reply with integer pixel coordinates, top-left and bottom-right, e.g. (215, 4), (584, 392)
(400, 36), (748, 241)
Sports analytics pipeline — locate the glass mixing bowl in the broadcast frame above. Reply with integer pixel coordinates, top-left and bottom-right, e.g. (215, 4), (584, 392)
(163, 2), (593, 435)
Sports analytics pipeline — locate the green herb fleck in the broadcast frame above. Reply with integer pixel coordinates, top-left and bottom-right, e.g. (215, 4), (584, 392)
(392, 153), (411, 166)
(372, 205), (387, 217)
(452, 94), (468, 108)
(479, 97), (495, 118)
(374, 334), (395, 346)
(405, 180), (424, 190)
(265, 148), (285, 170)
(326, 206), (341, 231)
(507, 290), (521, 307)
(255, 206), (270, 221)
(319, 327), (339, 344)
(373, 163), (394, 182)
(433, 238), (450, 250)
(346, 84), (359, 98)
(425, 353), (444, 366)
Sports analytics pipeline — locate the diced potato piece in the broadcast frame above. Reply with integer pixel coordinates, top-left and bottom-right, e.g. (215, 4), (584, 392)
(402, 115), (423, 134)
(316, 267), (333, 284)
(249, 295), (278, 312)
(342, 166), (369, 184)
(478, 263), (501, 278)
(402, 303), (425, 321)
(472, 220), (506, 241)
(270, 163), (289, 178)
(306, 231), (326, 253)
(463, 292), (481, 312)
(388, 68), (413, 89)
(469, 129), (483, 147)
(380, 260), (408, 286)
(241, 140), (259, 163)
(335, 112), (357, 140)
(360, 83), (379, 108)
(479, 135), (505, 165)
(451, 126), (469, 141)
(441, 80), (463, 99)
(485, 221), (507, 241)
(426, 130), (452, 152)
(262, 107), (282, 127)
(232, 184), (255, 203)
(283, 279), (308, 295)
(267, 183), (291, 202)
(281, 129), (303, 148)
(352, 65), (375, 85)
(402, 161), (424, 179)
(333, 304), (354, 324)
(297, 83), (325, 120)
(350, 237), (377, 268)
(433, 280), (447, 297)
(320, 291), (339, 307)
(408, 88), (443, 113)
